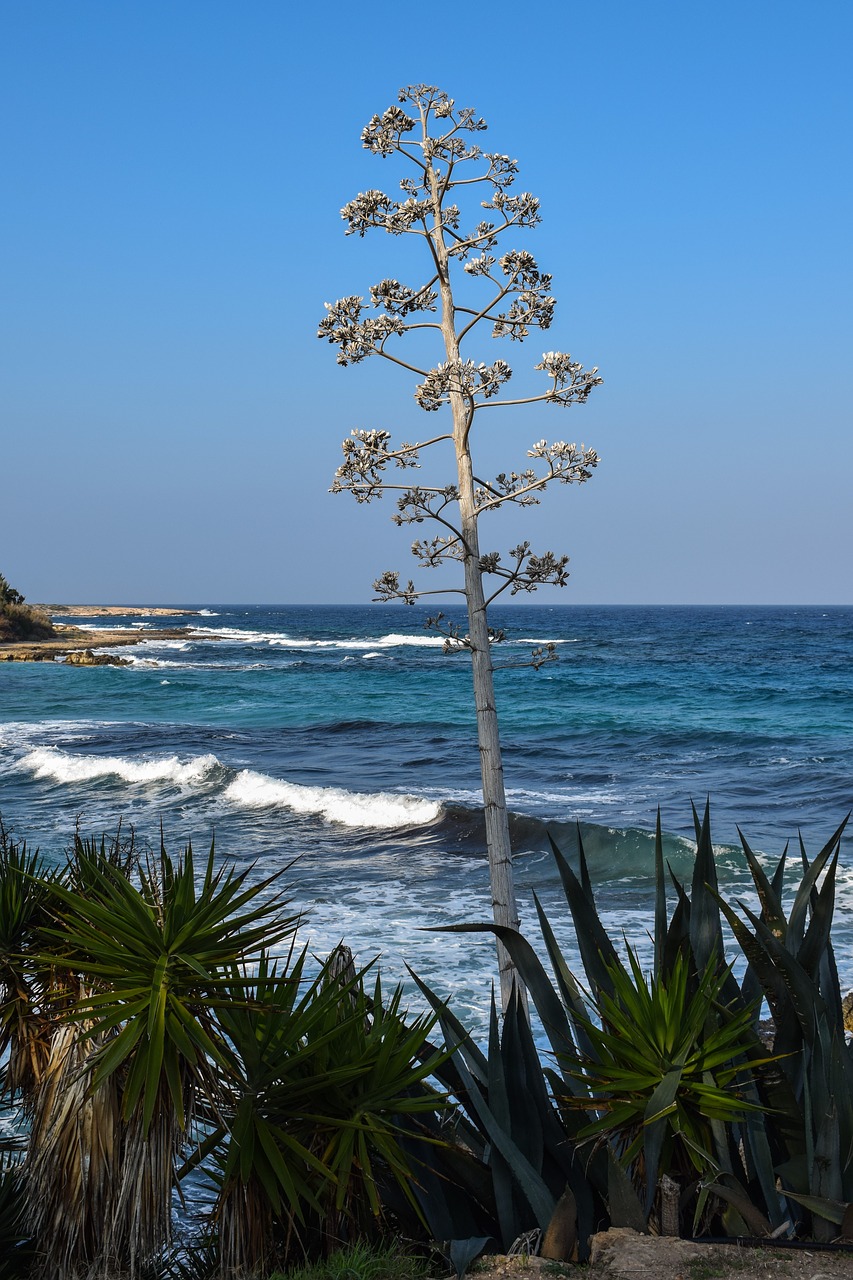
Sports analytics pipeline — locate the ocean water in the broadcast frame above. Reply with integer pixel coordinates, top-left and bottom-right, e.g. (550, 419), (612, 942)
(1, 604), (852, 1033)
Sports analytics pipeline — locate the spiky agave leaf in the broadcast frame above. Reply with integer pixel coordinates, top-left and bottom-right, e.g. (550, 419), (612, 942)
(557, 949), (771, 1211)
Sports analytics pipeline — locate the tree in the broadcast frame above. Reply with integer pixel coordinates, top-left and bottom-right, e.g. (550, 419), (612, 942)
(0, 575), (25, 607)
(318, 86), (602, 1009)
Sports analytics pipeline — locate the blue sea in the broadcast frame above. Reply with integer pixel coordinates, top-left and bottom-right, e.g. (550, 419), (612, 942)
(1, 604), (852, 1031)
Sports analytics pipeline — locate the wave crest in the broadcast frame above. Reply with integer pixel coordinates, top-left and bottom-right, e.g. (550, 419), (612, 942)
(223, 769), (441, 829)
(20, 747), (222, 787)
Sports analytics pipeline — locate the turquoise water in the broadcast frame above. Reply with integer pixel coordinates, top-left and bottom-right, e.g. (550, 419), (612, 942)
(1, 604), (851, 1030)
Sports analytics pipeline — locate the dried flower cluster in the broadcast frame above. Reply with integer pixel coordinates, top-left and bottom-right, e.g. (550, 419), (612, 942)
(319, 85), (602, 620)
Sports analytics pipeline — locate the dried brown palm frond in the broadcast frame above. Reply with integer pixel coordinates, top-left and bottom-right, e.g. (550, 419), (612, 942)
(3, 996), (53, 1113)
(216, 1174), (284, 1280)
(105, 1087), (187, 1274)
(25, 1010), (120, 1278)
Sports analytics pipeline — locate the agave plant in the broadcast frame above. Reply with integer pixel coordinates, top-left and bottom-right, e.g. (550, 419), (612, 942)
(418, 806), (786, 1241)
(711, 815), (853, 1238)
(428, 802), (853, 1244)
(558, 948), (770, 1210)
(409, 968), (624, 1263)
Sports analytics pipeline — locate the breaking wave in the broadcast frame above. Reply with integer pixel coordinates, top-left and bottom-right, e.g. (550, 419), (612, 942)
(15, 746), (442, 831)
(223, 769), (442, 829)
(20, 747), (222, 787)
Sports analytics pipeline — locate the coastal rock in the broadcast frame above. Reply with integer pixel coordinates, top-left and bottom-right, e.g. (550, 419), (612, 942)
(1, 648), (57, 661)
(63, 648), (130, 667)
(589, 1228), (705, 1272)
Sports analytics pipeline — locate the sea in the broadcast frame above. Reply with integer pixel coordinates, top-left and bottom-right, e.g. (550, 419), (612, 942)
(1, 604), (852, 1035)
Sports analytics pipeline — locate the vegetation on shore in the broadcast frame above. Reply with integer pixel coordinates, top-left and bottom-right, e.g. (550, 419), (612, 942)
(0, 576), (55, 643)
(0, 806), (851, 1279)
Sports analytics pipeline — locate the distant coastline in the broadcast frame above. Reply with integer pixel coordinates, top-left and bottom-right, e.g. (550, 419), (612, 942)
(41, 604), (197, 617)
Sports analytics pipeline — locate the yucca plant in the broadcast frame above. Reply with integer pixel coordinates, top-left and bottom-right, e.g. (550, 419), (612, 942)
(25, 1015), (121, 1275)
(27, 835), (298, 1277)
(0, 824), (55, 1109)
(198, 950), (449, 1277)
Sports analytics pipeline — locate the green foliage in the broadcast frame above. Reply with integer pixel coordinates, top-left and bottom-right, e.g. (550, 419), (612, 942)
(410, 974), (606, 1262)
(42, 835), (297, 1131)
(430, 802), (853, 1242)
(0, 824), (54, 1106)
(0, 575), (24, 607)
(0, 575), (57, 641)
(710, 815), (853, 1239)
(268, 1238), (434, 1280)
(2, 800), (851, 1277)
(204, 952), (448, 1274)
(0, 822), (460, 1278)
(562, 950), (768, 1197)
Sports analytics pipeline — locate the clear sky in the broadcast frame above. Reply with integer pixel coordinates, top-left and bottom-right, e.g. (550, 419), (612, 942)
(2, 1), (851, 605)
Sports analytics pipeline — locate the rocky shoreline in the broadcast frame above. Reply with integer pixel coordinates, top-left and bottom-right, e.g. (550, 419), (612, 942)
(0, 605), (204, 664)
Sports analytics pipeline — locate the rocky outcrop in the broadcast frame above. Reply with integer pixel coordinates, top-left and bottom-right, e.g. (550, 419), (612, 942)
(63, 649), (131, 667)
(0, 625), (200, 663)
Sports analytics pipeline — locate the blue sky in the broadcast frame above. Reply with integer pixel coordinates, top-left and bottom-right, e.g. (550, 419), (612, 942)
(2, 1), (851, 604)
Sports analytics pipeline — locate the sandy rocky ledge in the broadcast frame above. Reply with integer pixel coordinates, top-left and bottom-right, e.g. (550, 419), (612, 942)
(0, 605), (205, 664)
(473, 1230), (853, 1280)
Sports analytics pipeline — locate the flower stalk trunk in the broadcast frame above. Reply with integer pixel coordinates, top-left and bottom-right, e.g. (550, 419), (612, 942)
(428, 143), (521, 1010)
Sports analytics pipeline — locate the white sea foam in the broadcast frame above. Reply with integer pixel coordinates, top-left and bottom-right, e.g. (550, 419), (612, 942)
(373, 633), (447, 648)
(116, 654), (180, 668)
(137, 639), (193, 651)
(163, 626), (448, 651)
(190, 626), (286, 643)
(269, 633), (446, 651)
(223, 769), (441, 829)
(77, 622), (152, 631)
(505, 785), (619, 807)
(514, 637), (576, 645)
(20, 747), (221, 787)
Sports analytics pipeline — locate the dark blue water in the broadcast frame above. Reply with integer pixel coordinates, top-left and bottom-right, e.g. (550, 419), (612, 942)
(2, 604), (851, 1029)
